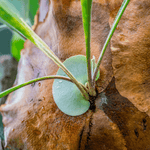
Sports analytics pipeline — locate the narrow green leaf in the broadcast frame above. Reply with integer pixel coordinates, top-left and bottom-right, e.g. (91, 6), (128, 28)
(81, 0), (93, 89)
(0, 0), (89, 100)
(92, 0), (130, 83)
(0, 75), (72, 98)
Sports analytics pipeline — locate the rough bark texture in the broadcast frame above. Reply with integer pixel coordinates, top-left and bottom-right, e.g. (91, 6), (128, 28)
(0, 0), (150, 149)
(109, 0), (150, 116)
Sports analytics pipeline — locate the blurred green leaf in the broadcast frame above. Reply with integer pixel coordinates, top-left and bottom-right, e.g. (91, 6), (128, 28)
(11, 32), (25, 61)
(29, 0), (39, 25)
(2, 0), (39, 61)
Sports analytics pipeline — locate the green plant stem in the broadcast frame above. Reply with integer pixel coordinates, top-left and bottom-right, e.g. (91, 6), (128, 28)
(92, 0), (130, 84)
(81, 0), (95, 96)
(80, 83), (89, 94)
(92, 56), (96, 74)
(0, 0), (89, 100)
(0, 75), (73, 98)
(85, 0), (92, 89)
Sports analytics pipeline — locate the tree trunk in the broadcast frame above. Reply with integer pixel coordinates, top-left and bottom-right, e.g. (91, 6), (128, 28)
(1, 0), (150, 149)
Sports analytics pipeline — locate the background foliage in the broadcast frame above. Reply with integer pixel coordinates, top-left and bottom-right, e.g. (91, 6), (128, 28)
(0, 0), (39, 60)
(0, 0), (39, 146)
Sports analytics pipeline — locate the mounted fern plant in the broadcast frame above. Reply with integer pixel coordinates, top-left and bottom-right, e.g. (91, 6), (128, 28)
(0, 0), (130, 116)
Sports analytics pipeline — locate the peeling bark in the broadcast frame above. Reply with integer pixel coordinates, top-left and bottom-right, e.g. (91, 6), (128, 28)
(109, 0), (150, 115)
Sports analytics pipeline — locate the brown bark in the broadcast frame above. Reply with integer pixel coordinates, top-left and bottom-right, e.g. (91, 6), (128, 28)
(0, 0), (150, 149)
(110, 0), (150, 115)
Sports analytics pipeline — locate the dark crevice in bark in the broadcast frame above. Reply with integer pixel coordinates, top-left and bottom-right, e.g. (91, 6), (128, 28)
(143, 118), (147, 131)
(78, 125), (85, 150)
(89, 89), (98, 112)
(134, 129), (139, 138)
(36, 72), (40, 78)
(29, 62), (34, 71)
(31, 82), (36, 87)
(82, 90), (98, 149)
(30, 99), (33, 102)
(85, 113), (93, 149)
(89, 98), (96, 112)
(31, 73), (40, 87)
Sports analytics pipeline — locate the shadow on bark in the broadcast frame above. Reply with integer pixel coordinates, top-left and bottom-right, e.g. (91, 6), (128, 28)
(101, 77), (150, 150)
